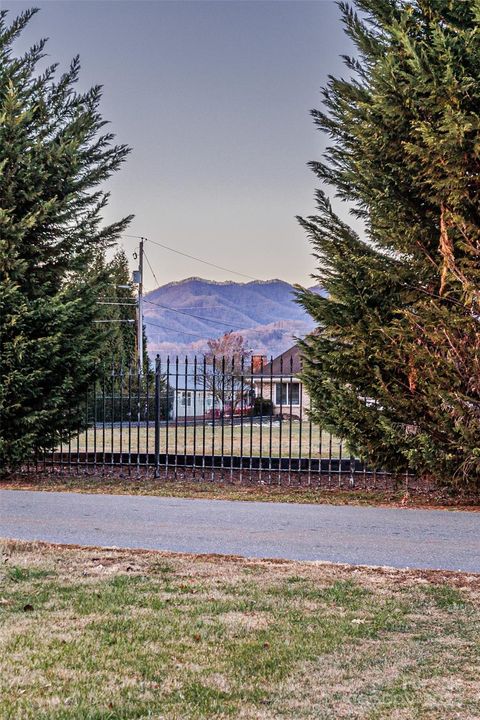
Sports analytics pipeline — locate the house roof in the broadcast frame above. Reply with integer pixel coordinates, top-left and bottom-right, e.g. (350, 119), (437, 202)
(170, 375), (209, 392)
(254, 344), (302, 377)
(165, 363), (209, 392)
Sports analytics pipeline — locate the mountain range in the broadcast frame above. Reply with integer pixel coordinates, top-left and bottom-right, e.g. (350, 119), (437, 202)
(143, 277), (321, 359)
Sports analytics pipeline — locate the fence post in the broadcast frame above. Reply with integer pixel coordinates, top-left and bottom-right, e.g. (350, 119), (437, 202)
(349, 454), (356, 488)
(154, 354), (160, 477)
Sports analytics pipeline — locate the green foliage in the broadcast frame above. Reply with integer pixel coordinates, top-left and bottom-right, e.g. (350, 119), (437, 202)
(92, 249), (138, 366)
(253, 396), (274, 417)
(89, 365), (173, 423)
(0, 9), (133, 471)
(297, 1), (480, 486)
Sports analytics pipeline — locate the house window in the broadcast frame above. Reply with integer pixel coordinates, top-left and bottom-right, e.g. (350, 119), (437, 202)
(180, 391), (192, 407)
(275, 382), (300, 406)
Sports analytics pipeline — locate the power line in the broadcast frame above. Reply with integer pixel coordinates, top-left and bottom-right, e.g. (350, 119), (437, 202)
(97, 301), (137, 307)
(143, 297), (244, 330)
(125, 234), (253, 333)
(93, 319), (135, 324)
(144, 319), (212, 338)
(124, 234), (259, 281)
(147, 238), (258, 280)
(146, 303), (237, 311)
(143, 248), (161, 289)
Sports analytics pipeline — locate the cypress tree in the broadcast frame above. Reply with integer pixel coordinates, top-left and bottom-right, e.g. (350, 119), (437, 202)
(96, 249), (137, 366)
(0, 10), (133, 470)
(297, 1), (480, 486)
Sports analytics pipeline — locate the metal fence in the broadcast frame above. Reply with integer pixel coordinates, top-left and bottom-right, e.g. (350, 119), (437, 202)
(42, 355), (410, 488)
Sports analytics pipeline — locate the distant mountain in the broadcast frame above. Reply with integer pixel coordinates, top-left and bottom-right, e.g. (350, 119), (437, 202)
(143, 277), (323, 359)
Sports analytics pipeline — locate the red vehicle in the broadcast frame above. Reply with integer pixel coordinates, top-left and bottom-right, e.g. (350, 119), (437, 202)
(204, 408), (222, 420)
(222, 402), (254, 417)
(204, 402), (254, 419)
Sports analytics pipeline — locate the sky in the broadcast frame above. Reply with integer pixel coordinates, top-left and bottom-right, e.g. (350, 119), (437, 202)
(6, 0), (354, 290)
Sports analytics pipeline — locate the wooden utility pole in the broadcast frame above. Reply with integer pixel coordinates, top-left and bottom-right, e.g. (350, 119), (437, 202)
(136, 238), (144, 374)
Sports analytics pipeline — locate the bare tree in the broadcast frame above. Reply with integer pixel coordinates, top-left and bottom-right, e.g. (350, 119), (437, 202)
(204, 332), (252, 413)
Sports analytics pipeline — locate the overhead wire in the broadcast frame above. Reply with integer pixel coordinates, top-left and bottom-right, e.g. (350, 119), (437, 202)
(142, 256), (245, 310)
(123, 234), (259, 282)
(144, 319), (213, 338)
(143, 297), (244, 330)
(124, 233), (251, 336)
(146, 303), (236, 311)
(143, 248), (161, 289)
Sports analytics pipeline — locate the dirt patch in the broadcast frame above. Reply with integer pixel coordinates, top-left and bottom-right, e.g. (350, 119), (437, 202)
(219, 610), (272, 631)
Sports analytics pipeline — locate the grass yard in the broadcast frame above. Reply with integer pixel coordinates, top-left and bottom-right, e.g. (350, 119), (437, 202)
(1, 541), (479, 719)
(68, 422), (342, 459)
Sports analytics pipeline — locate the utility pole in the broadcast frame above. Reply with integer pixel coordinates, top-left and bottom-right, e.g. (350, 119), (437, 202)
(136, 238), (144, 375)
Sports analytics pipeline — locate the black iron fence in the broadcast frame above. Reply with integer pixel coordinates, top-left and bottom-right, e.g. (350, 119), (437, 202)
(40, 355), (413, 488)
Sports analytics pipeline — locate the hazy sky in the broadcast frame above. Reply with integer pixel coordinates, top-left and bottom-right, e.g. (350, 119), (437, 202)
(6, 0), (354, 289)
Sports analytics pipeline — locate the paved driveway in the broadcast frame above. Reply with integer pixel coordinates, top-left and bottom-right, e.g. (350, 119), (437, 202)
(1, 489), (479, 571)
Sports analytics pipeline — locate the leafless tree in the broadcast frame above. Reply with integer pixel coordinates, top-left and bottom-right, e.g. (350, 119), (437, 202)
(204, 332), (252, 412)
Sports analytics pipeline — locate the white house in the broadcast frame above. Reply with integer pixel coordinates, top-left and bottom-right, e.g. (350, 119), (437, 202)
(168, 365), (216, 420)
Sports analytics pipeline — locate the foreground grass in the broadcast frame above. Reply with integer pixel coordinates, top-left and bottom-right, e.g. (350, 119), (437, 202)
(1, 541), (479, 719)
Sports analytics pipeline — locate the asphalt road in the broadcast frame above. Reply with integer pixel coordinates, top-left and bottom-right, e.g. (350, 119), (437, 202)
(1, 489), (479, 571)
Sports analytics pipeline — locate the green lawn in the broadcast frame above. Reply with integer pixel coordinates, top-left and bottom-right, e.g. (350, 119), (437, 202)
(1, 541), (479, 719)
(67, 422), (343, 459)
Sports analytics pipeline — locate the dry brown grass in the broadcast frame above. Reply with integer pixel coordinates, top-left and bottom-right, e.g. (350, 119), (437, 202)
(71, 422), (341, 459)
(4, 472), (480, 511)
(0, 540), (479, 719)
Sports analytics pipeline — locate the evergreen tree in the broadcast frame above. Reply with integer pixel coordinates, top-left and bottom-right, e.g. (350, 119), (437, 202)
(0, 10), (133, 470)
(92, 248), (151, 369)
(97, 249), (137, 366)
(297, 1), (480, 486)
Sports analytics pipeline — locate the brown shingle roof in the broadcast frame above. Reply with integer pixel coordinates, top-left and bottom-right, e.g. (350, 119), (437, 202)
(254, 344), (302, 376)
